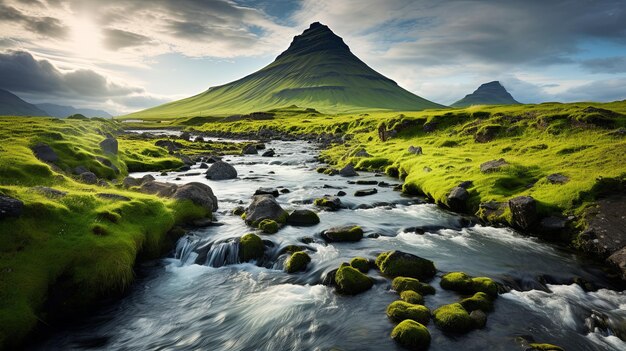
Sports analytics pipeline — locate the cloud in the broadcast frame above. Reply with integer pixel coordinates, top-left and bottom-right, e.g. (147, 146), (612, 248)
(581, 56), (626, 74)
(102, 29), (154, 50)
(0, 2), (68, 39)
(560, 78), (626, 102)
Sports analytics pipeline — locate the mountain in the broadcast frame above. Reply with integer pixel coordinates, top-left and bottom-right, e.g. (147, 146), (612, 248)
(0, 89), (49, 116)
(124, 22), (443, 119)
(452, 81), (520, 107)
(35, 103), (112, 118)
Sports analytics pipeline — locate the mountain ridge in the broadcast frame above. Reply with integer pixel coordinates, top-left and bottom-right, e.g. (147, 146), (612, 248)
(452, 81), (520, 107)
(35, 103), (112, 118)
(0, 89), (49, 116)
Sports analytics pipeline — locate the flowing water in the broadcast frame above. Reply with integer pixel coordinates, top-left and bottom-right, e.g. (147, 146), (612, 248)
(35, 134), (626, 351)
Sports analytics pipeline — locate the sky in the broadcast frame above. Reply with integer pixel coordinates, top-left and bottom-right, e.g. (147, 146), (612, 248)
(0, 0), (625, 115)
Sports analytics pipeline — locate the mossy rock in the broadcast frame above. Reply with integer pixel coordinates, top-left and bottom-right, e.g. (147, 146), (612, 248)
(322, 225), (363, 242)
(232, 206), (245, 216)
(433, 303), (474, 333)
(391, 277), (435, 295)
(239, 233), (264, 262)
(350, 257), (370, 273)
(258, 219), (279, 234)
(287, 209), (320, 226)
(390, 320), (431, 351)
(528, 343), (564, 351)
(313, 195), (341, 211)
(386, 300), (430, 324)
(460, 292), (493, 312)
(400, 290), (424, 305)
(376, 251), (436, 280)
(285, 251), (311, 273)
(440, 272), (498, 297)
(334, 265), (373, 295)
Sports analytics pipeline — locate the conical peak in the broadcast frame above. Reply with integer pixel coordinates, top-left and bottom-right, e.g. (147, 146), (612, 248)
(478, 81), (504, 90)
(276, 22), (351, 60)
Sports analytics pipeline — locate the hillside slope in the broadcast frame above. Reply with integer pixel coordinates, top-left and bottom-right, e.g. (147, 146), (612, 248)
(0, 89), (48, 116)
(123, 22), (443, 120)
(452, 81), (520, 107)
(36, 103), (112, 118)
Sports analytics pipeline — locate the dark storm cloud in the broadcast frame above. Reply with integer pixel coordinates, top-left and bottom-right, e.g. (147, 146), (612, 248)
(103, 29), (154, 50)
(0, 50), (140, 97)
(0, 2), (68, 39)
(581, 57), (626, 74)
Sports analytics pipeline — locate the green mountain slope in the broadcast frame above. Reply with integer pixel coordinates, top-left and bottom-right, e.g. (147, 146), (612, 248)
(452, 81), (520, 107)
(0, 88), (48, 116)
(123, 22), (443, 120)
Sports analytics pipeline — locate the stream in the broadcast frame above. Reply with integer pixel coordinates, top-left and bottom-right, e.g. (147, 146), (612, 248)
(35, 134), (626, 351)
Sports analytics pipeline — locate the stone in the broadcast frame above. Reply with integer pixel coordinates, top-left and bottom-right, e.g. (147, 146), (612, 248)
(0, 195), (23, 219)
(199, 162), (209, 169)
(31, 143), (58, 163)
(243, 195), (288, 226)
(390, 320), (431, 351)
(447, 186), (469, 211)
(287, 209), (320, 226)
(375, 250), (436, 280)
(433, 303), (474, 333)
(547, 173), (569, 184)
(140, 181), (177, 197)
(254, 187), (280, 197)
(285, 251), (311, 273)
(314, 195), (342, 211)
(322, 225), (364, 242)
(80, 172), (98, 184)
(349, 257), (371, 273)
(386, 300), (430, 324)
(392, 277), (436, 295)
(480, 158), (508, 173)
(339, 163), (358, 177)
(607, 247), (626, 281)
(354, 188), (378, 197)
(261, 149), (275, 157)
(172, 182), (218, 212)
(99, 137), (118, 154)
(336, 191), (347, 197)
(205, 161), (237, 180)
(239, 233), (264, 262)
(242, 144), (258, 155)
(509, 196), (538, 230)
(470, 310), (487, 329)
(408, 146), (423, 155)
(334, 265), (373, 295)
(179, 131), (191, 141)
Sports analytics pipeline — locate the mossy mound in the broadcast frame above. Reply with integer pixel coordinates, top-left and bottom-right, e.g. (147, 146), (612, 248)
(391, 277), (435, 295)
(400, 290), (424, 305)
(528, 343), (565, 351)
(386, 300), (430, 324)
(322, 225), (363, 242)
(440, 272), (498, 297)
(285, 251), (311, 273)
(258, 219), (279, 234)
(350, 257), (370, 273)
(239, 233), (264, 262)
(334, 265), (373, 295)
(460, 292), (494, 312)
(433, 303), (474, 333)
(390, 320), (431, 351)
(376, 251), (436, 280)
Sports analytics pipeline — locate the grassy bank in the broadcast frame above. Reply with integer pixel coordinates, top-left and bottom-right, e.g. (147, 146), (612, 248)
(0, 117), (210, 349)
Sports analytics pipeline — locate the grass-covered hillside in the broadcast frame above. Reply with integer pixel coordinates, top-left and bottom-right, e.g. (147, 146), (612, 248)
(0, 117), (217, 349)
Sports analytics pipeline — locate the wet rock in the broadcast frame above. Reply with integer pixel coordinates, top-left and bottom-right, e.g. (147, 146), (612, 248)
(470, 310), (487, 329)
(287, 209), (320, 226)
(375, 250), (436, 280)
(322, 225), (363, 242)
(367, 233), (380, 238)
(447, 186), (469, 211)
(199, 162), (209, 169)
(349, 257), (371, 273)
(254, 187), (279, 197)
(178, 165), (191, 172)
(232, 206), (245, 216)
(261, 149), (275, 157)
(433, 303), (474, 333)
(32, 143), (58, 163)
(547, 173), (569, 184)
(80, 172), (98, 185)
(179, 131), (191, 141)
(205, 161), (237, 180)
(386, 300), (430, 324)
(178, 154), (194, 165)
(509, 196), (538, 230)
(392, 277), (435, 295)
(480, 158), (508, 173)
(191, 218), (214, 227)
(239, 233), (264, 262)
(608, 247), (626, 281)
(336, 191), (347, 197)
(242, 144), (258, 155)
(322, 268), (338, 287)
(334, 265), (373, 295)
(244, 195), (288, 226)
(206, 155), (222, 163)
(0, 195), (23, 219)
(440, 272), (498, 297)
(172, 182), (218, 212)
(390, 320), (431, 351)
(96, 193), (130, 201)
(314, 195), (342, 211)
(99, 137), (118, 154)
(460, 292), (494, 312)
(408, 146), (423, 155)
(285, 251), (311, 273)
(258, 219), (279, 234)
(339, 163), (358, 177)
(355, 204), (374, 210)
(255, 143), (266, 150)
(356, 180), (378, 185)
(280, 188), (290, 194)
(354, 188), (378, 197)
(539, 216), (571, 233)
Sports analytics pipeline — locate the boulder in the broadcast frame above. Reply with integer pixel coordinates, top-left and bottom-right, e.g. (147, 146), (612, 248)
(31, 143), (58, 163)
(285, 251), (311, 273)
(205, 161), (237, 180)
(261, 149), (275, 157)
(349, 257), (370, 273)
(408, 146), (423, 155)
(440, 272), (498, 297)
(155, 140), (182, 151)
(336, 191), (347, 197)
(460, 292), (494, 312)
(322, 225), (363, 242)
(258, 219), (279, 234)
(354, 188), (378, 197)
(99, 137), (118, 154)
(122, 175), (154, 188)
(239, 233), (264, 262)
(390, 320), (431, 351)
(140, 181), (177, 197)
(243, 195), (288, 226)
(547, 173), (569, 184)
(470, 310), (487, 329)
(287, 209), (320, 226)
(392, 277), (435, 295)
(509, 196), (538, 230)
(334, 265), (373, 295)
(433, 303), (474, 333)
(199, 162), (209, 169)
(314, 195), (342, 211)
(480, 158), (508, 173)
(400, 290), (424, 305)
(608, 247), (626, 281)
(172, 182), (218, 212)
(254, 187), (279, 197)
(79, 172), (98, 184)
(339, 163), (358, 177)
(232, 206), (245, 216)
(0, 195), (24, 219)
(447, 186), (469, 211)
(386, 301), (430, 324)
(375, 250), (436, 280)
(242, 144), (258, 155)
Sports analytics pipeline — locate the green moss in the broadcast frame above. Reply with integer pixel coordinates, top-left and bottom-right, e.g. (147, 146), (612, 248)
(399, 290), (424, 305)
(375, 251), (436, 280)
(391, 277), (435, 295)
(440, 272), (498, 297)
(258, 219), (279, 234)
(390, 320), (431, 351)
(334, 265), (373, 295)
(323, 225), (363, 242)
(356, 157), (391, 170)
(432, 303), (474, 333)
(349, 257), (370, 273)
(239, 233), (264, 262)
(386, 300), (430, 324)
(284, 251), (311, 273)
(459, 292), (494, 312)
(528, 343), (565, 351)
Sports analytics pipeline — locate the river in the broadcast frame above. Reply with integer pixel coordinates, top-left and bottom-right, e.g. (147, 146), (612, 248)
(35, 135), (626, 351)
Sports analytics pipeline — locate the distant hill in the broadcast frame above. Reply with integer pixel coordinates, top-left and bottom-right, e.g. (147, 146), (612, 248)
(452, 81), (520, 107)
(123, 22), (443, 119)
(35, 103), (112, 118)
(0, 88), (49, 116)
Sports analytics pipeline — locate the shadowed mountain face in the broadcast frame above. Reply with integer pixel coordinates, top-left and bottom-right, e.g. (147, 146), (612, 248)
(452, 81), (520, 107)
(0, 89), (48, 116)
(35, 103), (112, 118)
(125, 22), (443, 119)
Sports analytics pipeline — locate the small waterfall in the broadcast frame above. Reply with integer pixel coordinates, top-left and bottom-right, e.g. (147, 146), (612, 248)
(206, 240), (240, 267)
(175, 236), (200, 265)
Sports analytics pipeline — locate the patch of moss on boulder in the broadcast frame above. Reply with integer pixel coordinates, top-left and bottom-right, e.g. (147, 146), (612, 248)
(285, 251), (311, 273)
(376, 250), (436, 280)
(400, 290), (424, 305)
(460, 292), (494, 312)
(432, 303), (474, 333)
(440, 272), (498, 297)
(239, 233), (264, 262)
(390, 320), (431, 351)
(334, 265), (373, 295)
(322, 225), (363, 242)
(529, 344), (565, 351)
(258, 219), (279, 234)
(386, 300), (430, 324)
(313, 195), (342, 211)
(349, 257), (370, 273)
(391, 277), (435, 295)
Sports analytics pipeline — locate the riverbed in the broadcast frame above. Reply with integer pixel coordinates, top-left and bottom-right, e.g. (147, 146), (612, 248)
(35, 136), (626, 351)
